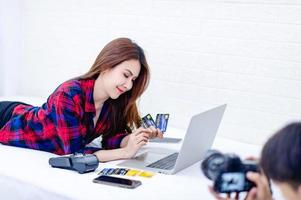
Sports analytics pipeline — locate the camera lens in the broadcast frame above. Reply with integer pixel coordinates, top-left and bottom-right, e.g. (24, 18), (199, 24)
(201, 150), (226, 181)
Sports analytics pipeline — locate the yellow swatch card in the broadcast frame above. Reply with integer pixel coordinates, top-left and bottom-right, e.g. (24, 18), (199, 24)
(125, 169), (140, 176)
(138, 171), (155, 178)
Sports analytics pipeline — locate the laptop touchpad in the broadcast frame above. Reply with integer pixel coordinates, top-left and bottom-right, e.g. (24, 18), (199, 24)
(134, 152), (169, 164)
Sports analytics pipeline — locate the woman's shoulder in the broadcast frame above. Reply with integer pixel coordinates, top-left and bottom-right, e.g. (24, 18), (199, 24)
(50, 78), (95, 100)
(54, 79), (87, 95)
(47, 79), (83, 101)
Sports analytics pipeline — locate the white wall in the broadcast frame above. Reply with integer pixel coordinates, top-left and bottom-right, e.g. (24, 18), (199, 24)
(6, 0), (301, 145)
(0, 0), (22, 95)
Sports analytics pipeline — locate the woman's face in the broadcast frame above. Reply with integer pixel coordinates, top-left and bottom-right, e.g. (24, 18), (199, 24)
(101, 59), (141, 99)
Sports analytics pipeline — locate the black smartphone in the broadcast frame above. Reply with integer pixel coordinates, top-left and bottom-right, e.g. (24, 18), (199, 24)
(93, 175), (142, 189)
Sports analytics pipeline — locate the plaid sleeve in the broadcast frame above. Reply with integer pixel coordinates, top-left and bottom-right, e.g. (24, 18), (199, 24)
(102, 132), (129, 149)
(77, 146), (102, 154)
(52, 91), (85, 154)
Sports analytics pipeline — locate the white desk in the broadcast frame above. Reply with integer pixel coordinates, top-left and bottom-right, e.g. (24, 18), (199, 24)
(0, 127), (284, 200)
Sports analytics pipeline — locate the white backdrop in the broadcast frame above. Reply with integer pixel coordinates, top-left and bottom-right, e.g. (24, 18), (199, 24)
(1, 0), (301, 145)
(0, 0), (22, 96)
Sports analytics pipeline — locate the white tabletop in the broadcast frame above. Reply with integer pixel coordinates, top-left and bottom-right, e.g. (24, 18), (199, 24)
(0, 127), (284, 200)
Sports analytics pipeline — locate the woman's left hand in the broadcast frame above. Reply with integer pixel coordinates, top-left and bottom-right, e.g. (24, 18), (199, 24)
(146, 126), (164, 139)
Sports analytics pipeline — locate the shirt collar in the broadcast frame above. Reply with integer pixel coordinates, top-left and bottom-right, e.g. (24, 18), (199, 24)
(80, 78), (96, 113)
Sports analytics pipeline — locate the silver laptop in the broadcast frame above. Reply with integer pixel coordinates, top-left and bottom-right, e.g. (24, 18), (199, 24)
(118, 104), (226, 175)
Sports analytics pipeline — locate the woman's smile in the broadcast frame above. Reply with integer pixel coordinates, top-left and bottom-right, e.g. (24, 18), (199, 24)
(116, 86), (125, 93)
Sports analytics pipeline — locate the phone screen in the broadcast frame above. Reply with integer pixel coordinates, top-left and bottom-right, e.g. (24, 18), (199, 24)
(93, 175), (141, 189)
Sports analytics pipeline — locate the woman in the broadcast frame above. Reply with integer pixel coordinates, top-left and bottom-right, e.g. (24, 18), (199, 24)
(0, 38), (163, 162)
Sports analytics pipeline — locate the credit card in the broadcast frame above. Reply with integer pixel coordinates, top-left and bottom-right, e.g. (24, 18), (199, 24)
(141, 114), (156, 128)
(155, 114), (169, 132)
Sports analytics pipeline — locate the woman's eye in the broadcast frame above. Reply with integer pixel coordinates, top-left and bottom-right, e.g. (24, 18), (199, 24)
(124, 74), (129, 78)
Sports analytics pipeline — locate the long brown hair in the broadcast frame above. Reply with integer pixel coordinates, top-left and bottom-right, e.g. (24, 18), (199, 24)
(78, 38), (150, 148)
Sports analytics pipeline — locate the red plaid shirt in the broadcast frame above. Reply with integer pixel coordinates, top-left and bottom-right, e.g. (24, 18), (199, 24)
(0, 78), (128, 155)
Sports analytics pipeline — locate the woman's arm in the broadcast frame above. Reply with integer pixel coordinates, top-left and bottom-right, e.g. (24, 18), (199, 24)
(94, 127), (151, 162)
(93, 148), (129, 162)
(96, 127), (164, 162)
(93, 133), (139, 162)
(52, 91), (86, 154)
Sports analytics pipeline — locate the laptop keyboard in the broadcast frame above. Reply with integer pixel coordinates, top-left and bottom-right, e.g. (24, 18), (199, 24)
(146, 153), (179, 170)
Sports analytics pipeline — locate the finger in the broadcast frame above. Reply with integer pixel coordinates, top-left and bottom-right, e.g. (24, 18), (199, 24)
(149, 126), (157, 132)
(137, 140), (147, 147)
(244, 156), (258, 161)
(150, 126), (159, 138)
(260, 172), (270, 186)
(245, 187), (257, 200)
(141, 128), (152, 138)
(246, 172), (261, 187)
(134, 127), (151, 136)
(135, 133), (148, 141)
(139, 134), (150, 141)
(136, 126), (150, 132)
(157, 130), (164, 138)
(135, 126), (146, 133)
(234, 192), (239, 200)
(140, 132), (150, 139)
(148, 127), (157, 138)
(135, 137), (148, 144)
(135, 135), (149, 143)
(208, 186), (225, 200)
(147, 131), (154, 139)
(133, 127), (143, 136)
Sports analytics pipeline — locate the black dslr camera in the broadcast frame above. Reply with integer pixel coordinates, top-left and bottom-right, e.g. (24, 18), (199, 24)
(201, 150), (258, 193)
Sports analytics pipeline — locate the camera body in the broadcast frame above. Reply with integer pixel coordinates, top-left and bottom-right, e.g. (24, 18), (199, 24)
(201, 150), (258, 193)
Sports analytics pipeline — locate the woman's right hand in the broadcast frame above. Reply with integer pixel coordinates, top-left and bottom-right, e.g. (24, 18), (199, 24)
(245, 172), (273, 200)
(122, 127), (151, 159)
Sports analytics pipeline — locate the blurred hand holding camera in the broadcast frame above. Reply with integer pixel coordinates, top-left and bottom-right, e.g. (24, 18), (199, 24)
(208, 172), (272, 200)
(201, 150), (273, 200)
(244, 172), (273, 200)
